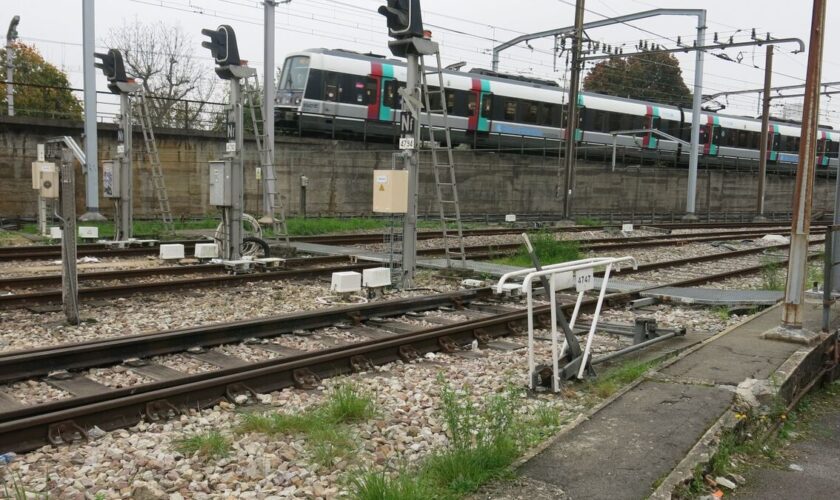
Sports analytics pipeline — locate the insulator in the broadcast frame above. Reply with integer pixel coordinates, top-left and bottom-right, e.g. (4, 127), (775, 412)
(714, 32), (718, 43)
(751, 28), (756, 39)
(677, 36), (682, 45)
(729, 36), (734, 44)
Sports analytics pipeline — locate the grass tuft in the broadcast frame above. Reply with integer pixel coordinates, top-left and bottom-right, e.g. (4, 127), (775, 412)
(173, 431), (230, 458)
(350, 470), (434, 500)
(587, 359), (657, 399)
(575, 217), (603, 227)
(495, 232), (581, 268)
(239, 383), (374, 466)
(760, 257), (785, 291)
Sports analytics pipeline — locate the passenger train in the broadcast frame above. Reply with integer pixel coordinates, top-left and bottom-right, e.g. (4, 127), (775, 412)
(275, 48), (839, 169)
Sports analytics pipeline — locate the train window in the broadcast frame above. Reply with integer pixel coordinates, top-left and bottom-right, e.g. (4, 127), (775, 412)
(446, 90), (456, 115)
(383, 80), (399, 108)
(481, 94), (493, 119)
(607, 112), (622, 132)
(467, 93), (478, 117)
(524, 102), (539, 124)
(783, 135), (795, 153)
(338, 74), (373, 105)
(718, 128), (728, 146)
(699, 127), (709, 144)
(324, 72), (339, 102)
(504, 100), (516, 121)
(304, 69), (323, 99)
(828, 140), (839, 158)
(539, 103), (553, 126)
(750, 132), (760, 150)
(365, 79), (378, 106)
(279, 56), (310, 91)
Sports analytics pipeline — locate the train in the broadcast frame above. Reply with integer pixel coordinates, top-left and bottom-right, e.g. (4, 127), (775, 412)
(275, 48), (839, 169)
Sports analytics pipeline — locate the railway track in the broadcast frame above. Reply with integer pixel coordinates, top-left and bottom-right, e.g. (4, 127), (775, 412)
(0, 232), (817, 306)
(0, 258), (376, 307)
(0, 222), (810, 262)
(0, 245), (823, 453)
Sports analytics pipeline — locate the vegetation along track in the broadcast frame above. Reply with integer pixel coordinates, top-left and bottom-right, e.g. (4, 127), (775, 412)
(0, 245), (823, 454)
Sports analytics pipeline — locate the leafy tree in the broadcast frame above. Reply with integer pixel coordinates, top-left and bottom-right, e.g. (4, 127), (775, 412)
(583, 52), (692, 107)
(0, 42), (83, 120)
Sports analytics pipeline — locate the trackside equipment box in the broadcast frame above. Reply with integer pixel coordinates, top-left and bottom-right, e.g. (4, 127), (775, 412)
(372, 170), (408, 213)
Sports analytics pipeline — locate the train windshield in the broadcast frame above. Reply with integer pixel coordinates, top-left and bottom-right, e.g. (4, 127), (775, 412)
(279, 56), (310, 91)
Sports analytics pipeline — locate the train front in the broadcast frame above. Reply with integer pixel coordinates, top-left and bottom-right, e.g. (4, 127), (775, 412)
(275, 54), (310, 130)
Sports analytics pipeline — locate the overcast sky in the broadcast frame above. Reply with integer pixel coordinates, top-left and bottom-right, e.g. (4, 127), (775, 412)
(5, 0), (839, 127)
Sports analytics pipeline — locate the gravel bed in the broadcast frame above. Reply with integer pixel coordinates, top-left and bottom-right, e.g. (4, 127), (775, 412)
(0, 271), (459, 354)
(155, 354), (218, 375)
(0, 256), (166, 279)
(215, 344), (280, 363)
(3, 299), (736, 498)
(0, 380), (72, 406)
(85, 367), (155, 389)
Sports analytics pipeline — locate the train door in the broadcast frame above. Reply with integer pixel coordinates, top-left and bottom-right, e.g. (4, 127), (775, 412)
(467, 79), (491, 134)
(369, 62), (396, 123)
(701, 116), (721, 156)
(817, 131), (830, 167)
(643, 105), (660, 149)
(768, 125), (781, 163)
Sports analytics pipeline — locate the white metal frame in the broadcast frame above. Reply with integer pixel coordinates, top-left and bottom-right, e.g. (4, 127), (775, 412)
(496, 256), (637, 392)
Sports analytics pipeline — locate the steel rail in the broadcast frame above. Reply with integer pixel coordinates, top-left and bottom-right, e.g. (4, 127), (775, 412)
(0, 262), (378, 307)
(0, 253), (814, 454)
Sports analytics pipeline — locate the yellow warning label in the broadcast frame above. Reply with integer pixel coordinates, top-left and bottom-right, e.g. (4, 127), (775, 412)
(379, 185), (385, 191)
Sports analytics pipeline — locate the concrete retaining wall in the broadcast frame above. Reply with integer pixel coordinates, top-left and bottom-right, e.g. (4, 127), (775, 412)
(0, 116), (833, 219)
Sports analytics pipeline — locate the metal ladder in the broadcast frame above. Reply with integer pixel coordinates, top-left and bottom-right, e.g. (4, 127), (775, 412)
(420, 51), (466, 266)
(243, 74), (290, 244)
(133, 91), (174, 232)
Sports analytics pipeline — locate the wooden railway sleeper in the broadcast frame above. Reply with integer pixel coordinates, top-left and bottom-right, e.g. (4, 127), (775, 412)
(47, 420), (88, 445)
(293, 368), (321, 390)
(145, 399), (180, 422)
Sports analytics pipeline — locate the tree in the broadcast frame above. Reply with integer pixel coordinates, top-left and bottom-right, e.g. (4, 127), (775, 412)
(105, 19), (220, 129)
(0, 42), (83, 120)
(582, 52), (692, 107)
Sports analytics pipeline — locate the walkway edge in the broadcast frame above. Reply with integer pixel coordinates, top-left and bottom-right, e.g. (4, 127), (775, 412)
(649, 327), (838, 499)
(510, 304), (777, 471)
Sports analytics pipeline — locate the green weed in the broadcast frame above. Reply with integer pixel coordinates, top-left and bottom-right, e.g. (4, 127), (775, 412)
(760, 257), (785, 291)
(587, 359), (657, 399)
(173, 431), (230, 458)
(495, 232), (581, 268)
(575, 217), (603, 227)
(349, 470), (434, 500)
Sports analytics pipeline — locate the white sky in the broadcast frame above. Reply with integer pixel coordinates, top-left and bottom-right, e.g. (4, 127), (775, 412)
(5, 0), (840, 127)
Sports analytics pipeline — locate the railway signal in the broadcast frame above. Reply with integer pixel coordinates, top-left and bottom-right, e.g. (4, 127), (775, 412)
(94, 49), (127, 83)
(378, 0), (424, 39)
(201, 25), (241, 78)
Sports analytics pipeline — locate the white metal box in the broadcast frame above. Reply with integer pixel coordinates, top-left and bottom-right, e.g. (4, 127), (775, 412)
(372, 170), (408, 213)
(194, 243), (219, 259)
(102, 160), (120, 198)
(159, 244), (185, 260)
(209, 160), (232, 207)
(39, 168), (59, 199)
(331, 271), (362, 293)
(622, 224), (634, 232)
(49, 227), (62, 239)
(362, 267), (391, 288)
(78, 226), (99, 239)
(553, 271), (575, 290)
(31, 161), (54, 189)
(505, 214), (517, 223)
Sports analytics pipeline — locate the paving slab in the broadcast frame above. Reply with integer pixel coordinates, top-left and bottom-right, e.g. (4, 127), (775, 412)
(513, 301), (838, 500)
(519, 380), (732, 500)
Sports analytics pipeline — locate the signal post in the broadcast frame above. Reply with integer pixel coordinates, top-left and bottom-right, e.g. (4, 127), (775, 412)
(202, 25), (255, 261)
(95, 49), (140, 241)
(379, 0), (431, 287)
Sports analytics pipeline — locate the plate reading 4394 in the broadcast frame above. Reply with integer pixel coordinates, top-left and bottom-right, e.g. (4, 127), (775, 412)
(399, 137), (416, 150)
(575, 269), (594, 292)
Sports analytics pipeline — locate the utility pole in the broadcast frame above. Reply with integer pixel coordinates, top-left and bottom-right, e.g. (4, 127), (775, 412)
(782, 0), (826, 328)
(59, 147), (80, 325)
(683, 10), (706, 220)
(561, 0), (584, 220)
(754, 45), (774, 222)
(80, 0), (104, 221)
(5, 15), (19, 117)
(260, 1), (278, 224)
